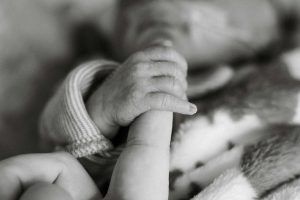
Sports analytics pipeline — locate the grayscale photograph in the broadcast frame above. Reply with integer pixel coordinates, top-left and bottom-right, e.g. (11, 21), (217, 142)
(0, 0), (300, 199)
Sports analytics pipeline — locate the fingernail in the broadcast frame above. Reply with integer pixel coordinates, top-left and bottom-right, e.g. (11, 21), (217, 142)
(150, 39), (173, 47)
(160, 40), (173, 47)
(189, 104), (197, 114)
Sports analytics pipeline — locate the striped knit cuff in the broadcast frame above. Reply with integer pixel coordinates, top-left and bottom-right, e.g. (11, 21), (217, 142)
(40, 59), (119, 158)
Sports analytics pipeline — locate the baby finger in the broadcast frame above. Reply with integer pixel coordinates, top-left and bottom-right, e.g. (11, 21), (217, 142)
(146, 61), (187, 82)
(149, 76), (187, 99)
(145, 93), (197, 115)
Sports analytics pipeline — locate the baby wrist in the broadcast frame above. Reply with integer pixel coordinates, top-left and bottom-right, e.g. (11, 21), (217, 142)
(40, 59), (120, 159)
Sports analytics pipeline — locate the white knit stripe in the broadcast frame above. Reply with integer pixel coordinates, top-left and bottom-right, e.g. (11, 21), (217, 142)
(67, 61), (111, 139)
(60, 103), (75, 142)
(68, 61), (116, 139)
(67, 62), (97, 138)
(64, 60), (117, 157)
(67, 61), (100, 138)
(64, 93), (88, 141)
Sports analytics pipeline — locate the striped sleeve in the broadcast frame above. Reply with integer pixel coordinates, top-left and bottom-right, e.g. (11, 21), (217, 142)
(39, 59), (118, 158)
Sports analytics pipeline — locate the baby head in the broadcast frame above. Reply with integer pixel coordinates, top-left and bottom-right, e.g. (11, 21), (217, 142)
(113, 0), (279, 68)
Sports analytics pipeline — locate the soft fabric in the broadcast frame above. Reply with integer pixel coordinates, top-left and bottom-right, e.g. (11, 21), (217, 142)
(169, 48), (300, 200)
(40, 59), (117, 158)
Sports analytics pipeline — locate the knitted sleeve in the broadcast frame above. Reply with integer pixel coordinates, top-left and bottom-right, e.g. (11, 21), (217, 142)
(39, 59), (118, 158)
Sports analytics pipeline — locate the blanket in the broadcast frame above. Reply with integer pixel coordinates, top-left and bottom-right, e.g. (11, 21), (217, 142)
(169, 48), (300, 200)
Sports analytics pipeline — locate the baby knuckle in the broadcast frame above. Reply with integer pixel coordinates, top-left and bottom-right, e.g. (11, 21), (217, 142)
(172, 67), (182, 78)
(174, 83), (183, 94)
(131, 89), (143, 100)
(160, 95), (170, 108)
(146, 46), (172, 57)
(169, 78), (179, 90)
(133, 51), (147, 61)
(131, 63), (147, 76)
(142, 62), (152, 72)
(128, 83), (144, 99)
(130, 63), (140, 74)
(158, 46), (175, 56)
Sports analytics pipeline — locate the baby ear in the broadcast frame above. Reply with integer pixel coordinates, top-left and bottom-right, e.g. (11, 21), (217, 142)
(282, 48), (300, 80)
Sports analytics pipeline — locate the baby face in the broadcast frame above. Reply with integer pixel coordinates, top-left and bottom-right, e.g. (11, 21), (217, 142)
(115, 0), (278, 68)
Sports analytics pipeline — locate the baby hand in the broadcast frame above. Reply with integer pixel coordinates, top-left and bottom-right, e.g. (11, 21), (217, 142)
(87, 45), (197, 139)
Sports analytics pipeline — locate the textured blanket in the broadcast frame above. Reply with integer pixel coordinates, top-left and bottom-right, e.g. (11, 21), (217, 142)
(169, 49), (300, 200)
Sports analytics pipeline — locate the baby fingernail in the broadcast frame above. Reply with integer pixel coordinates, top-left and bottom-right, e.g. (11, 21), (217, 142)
(160, 40), (173, 47)
(189, 104), (197, 114)
(150, 39), (173, 47)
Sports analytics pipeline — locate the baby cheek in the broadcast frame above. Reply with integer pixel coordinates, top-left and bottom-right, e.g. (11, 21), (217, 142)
(20, 183), (73, 200)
